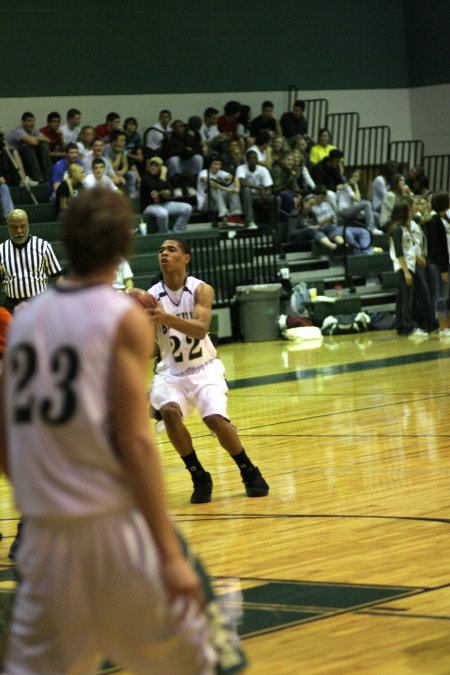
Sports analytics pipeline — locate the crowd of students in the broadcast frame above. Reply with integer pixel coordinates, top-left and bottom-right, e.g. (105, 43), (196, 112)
(1, 100), (449, 339)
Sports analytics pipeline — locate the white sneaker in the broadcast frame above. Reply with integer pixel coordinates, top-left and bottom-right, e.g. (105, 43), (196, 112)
(186, 186), (197, 197)
(408, 328), (429, 338)
(370, 228), (384, 236)
(22, 176), (39, 187)
(173, 188), (183, 198)
(247, 223), (258, 230)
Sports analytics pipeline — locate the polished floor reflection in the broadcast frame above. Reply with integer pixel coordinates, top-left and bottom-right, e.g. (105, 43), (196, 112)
(1, 330), (449, 674)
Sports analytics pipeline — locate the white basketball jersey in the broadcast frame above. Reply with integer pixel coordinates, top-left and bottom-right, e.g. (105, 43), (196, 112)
(149, 276), (217, 375)
(5, 283), (136, 518)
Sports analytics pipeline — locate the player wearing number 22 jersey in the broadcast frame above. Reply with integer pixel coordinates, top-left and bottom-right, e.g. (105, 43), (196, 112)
(151, 276), (217, 375)
(148, 238), (269, 504)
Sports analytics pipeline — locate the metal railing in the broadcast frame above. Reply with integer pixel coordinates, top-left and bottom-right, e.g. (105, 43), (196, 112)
(188, 230), (279, 305)
(325, 112), (360, 166)
(422, 155), (450, 192)
(286, 86), (449, 192)
(388, 140), (424, 171)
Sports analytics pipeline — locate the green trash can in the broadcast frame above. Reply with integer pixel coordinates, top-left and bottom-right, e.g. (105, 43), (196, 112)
(236, 284), (282, 342)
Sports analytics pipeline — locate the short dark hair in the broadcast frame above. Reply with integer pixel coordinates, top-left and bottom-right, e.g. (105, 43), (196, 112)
(92, 157), (105, 167)
(124, 117), (138, 127)
(106, 112), (120, 123)
(262, 100), (274, 109)
(65, 142), (78, 153)
(47, 111), (61, 124)
(294, 100), (305, 110)
(109, 129), (125, 143)
(318, 127), (330, 136)
(21, 112), (34, 121)
(431, 191), (450, 213)
(67, 108), (81, 120)
(256, 130), (271, 145)
(204, 107), (219, 118)
(313, 185), (327, 197)
(159, 109), (171, 117)
(246, 150), (258, 160)
(63, 188), (133, 275)
(162, 238), (191, 255)
(224, 100), (241, 116)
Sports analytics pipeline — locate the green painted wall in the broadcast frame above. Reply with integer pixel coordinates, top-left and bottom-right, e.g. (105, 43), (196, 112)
(0, 0), (446, 98)
(404, 0), (450, 87)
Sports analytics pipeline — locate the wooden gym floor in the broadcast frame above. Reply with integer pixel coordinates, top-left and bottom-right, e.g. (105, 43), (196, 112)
(1, 330), (449, 674)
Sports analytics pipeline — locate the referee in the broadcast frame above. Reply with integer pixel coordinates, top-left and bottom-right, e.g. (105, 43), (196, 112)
(1, 209), (62, 313)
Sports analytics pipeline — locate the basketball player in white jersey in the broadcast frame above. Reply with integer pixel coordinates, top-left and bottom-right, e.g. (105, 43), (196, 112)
(148, 238), (269, 503)
(0, 189), (218, 674)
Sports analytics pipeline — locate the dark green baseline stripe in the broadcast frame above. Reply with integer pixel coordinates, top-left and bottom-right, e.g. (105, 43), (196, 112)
(227, 348), (450, 390)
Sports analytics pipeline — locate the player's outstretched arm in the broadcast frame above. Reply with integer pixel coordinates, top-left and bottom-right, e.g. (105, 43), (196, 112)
(149, 282), (214, 340)
(111, 306), (203, 607)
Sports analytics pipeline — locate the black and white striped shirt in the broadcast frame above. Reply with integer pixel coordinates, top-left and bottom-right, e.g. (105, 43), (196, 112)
(0, 236), (62, 300)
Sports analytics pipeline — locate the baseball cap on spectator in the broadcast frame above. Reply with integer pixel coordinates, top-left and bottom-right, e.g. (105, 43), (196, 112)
(148, 156), (163, 165)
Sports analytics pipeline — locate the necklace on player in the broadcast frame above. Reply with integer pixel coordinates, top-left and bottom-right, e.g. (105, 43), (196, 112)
(162, 280), (186, 306)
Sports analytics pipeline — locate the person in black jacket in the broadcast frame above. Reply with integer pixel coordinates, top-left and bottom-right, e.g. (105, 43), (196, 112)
(140, 157), (192, 233)
(426, 191), (450, 337)
(162, 120), (203, 197)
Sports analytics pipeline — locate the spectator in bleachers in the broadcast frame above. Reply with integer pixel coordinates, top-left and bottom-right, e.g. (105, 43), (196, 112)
(6, 112), (52, 183)
(236, 105), (252, 147)
(311, 148), (345, 211)
(288, 193), (344, 252)
(426, 191), (450, 338)
(337, 169), (382, 235)
(140, 156), (192, 233)
(407, 165), (429, 196)
(55, 163), (85, 220)
(249, 100), (282, 140)
(104, 130), (138, 197)
(84, 137), (126, 190)
(280, 100), (310, 145)
(197, 157), (242, 223)
(271, 151), (301, 222)
(311, 186), (344, 249)
(76, 125), (95, 164)
(309, 128), (336, 165)
(60, 108), (81, 145)
(217, 101), (242, 145)
(49, 142), (84, 198)
(371, 161), (399, 213)
(162, 120), (203, 198)
(247, 131), (273, 169)
(145, 109), (172, 156)
(39, 112), (65, 162)
(113, 258), (134, 291)
(380, 173), (410, 230)
(199, 107), (227, 155)
(292, 135), (312, 169)
(270, 135), (290, 165)
(291, 149), (315, 194)
(123, 117), (144, 174)
(95, 112), (121, 143)
(0, 175), (14, 224)
(83, 157), (118, 191)
(236, 150), (275, 230)
(220, 139), (244, 174)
